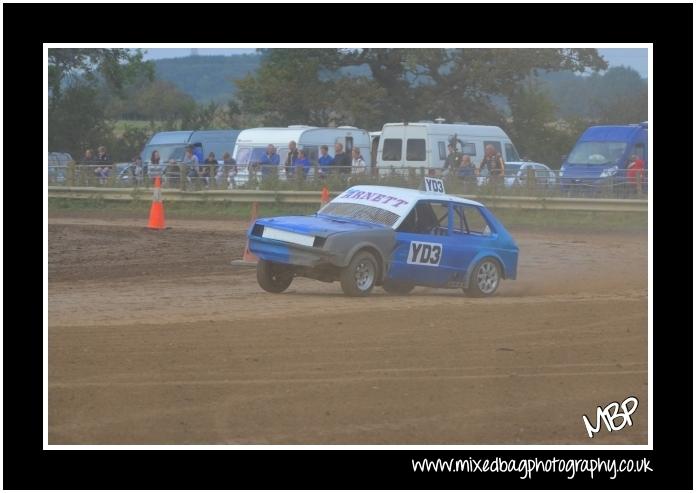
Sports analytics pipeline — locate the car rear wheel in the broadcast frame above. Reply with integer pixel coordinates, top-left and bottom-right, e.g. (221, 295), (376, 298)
(382, 280), (415, 295)
(257, 259), (293, 293)
(466, 258), (501, 297)
(340, 251), (377, 297)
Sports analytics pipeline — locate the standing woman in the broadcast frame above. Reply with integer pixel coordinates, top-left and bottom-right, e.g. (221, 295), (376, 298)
(480, 144), (505, 188)
(148, 150), (161, 182)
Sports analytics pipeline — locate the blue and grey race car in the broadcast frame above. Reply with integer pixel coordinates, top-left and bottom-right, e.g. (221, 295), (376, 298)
(247, 179), (518, 297)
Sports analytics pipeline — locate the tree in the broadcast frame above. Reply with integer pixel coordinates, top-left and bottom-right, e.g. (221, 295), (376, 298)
(48, 48), (153, 156)
(233, 48), (608, 129)
(132, 80), (197, 122)
(507, 80), (579, 167)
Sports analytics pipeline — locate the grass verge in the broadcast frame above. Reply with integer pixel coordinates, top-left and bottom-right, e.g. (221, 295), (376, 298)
(48, 197), (647, 232)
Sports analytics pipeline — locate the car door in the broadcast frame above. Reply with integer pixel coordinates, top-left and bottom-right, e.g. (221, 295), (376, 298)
(387, 200), (463, 287)
(533, 164), (550, 187)
(447, 203), (498, 286)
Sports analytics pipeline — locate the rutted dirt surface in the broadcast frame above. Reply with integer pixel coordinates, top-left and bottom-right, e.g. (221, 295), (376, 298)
(48, 214), (648, 444)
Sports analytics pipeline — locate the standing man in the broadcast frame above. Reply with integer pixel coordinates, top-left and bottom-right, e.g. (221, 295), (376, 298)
(317, 145), (334, 177)
(626, 151), (645, 194)
(442, 144), (462, 176)
(333, 143), (350, 175)
(259, 144), (280, 177)
(285, 140), (299, 177)
(480, 144), (505, 187)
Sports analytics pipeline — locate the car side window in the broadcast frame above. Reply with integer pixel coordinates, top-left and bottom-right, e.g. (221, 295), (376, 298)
(397, 201), (449, 235)
(452, 205), (492, 236)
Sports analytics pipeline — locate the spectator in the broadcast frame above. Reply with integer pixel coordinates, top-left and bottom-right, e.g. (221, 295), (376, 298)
(129, 156), (143, 186)
(333, 143), (350, 174)
(183, 146), (200, 186)
(221, 152), (238, 189)
(292, 149), (311, 180)
(94, 146), (112, 185)
(442, 144), (462, 176)
(204, 152), (217, 165)
(626, 152), (645, 194)
(351, 148), (367, 175)
(150, 150), (161, 165)
(259, 144), (280, 177)
(285, 140), (299, 176)
(193, 146), (204, 164)
(317, 145), (334, 177)
(201, 152), (217, 188)
(457, 155), (477, 190)
(82, 149), (99, 184)
(96, 145), (111, 163)
(96, 163), (110, 185)
(82, 149), (95, 163)
(480, 144), (505, 186)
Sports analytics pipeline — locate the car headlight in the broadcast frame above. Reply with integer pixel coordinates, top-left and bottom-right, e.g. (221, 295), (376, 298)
(600, 166), (618, 178)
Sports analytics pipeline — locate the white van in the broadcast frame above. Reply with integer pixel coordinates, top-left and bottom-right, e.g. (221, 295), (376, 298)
(375, 122), (536, 174)
(233, 126), (372, 184)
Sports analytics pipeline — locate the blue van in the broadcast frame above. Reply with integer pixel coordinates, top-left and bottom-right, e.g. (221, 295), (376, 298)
(559, 122), (648, 193)
(140, 129), (240, 164)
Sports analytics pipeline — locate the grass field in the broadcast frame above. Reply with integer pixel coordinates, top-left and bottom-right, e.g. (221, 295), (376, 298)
(48, 197), (648, 232)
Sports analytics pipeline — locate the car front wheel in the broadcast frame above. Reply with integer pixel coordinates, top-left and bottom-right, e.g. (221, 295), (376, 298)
(340, 251), (377, 297)
(466, 258), (501, 297)
(257, 259), (293, 293)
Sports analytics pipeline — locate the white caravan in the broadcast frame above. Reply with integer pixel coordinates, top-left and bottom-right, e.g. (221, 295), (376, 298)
(375, 122), (543, 174)
(233, 126), (372, 183)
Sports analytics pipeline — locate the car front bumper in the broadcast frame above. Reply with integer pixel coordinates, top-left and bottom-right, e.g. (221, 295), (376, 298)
(248, 235), (338, 268)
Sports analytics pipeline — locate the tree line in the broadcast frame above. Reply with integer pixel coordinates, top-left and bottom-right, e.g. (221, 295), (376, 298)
(48, 48), (647, 167)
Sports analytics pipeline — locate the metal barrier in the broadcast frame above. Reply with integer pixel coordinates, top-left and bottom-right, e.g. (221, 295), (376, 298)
(47, 163), (649, 200)
(47, 186), (648, 213)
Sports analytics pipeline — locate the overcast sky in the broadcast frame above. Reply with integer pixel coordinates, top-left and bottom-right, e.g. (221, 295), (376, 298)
(141, 48), (648, 77)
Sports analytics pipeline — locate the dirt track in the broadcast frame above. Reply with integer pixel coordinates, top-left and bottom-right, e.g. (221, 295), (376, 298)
(48, 214), (648, 444)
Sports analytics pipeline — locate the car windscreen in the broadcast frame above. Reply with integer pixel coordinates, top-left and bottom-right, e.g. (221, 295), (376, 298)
(318, 203), (399, 228)
(141, 144), (188, 163)
(567, 141), (627, 166)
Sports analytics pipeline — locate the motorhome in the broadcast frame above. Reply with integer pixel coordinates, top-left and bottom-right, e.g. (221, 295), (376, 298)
(559, 122), (648, 191)
(139, 129), (240, 164)
(233, 126), (372, 182)
(374, 122), (535, 173)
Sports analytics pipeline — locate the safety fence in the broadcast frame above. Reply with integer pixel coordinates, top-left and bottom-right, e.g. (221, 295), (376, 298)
(47, 186), (648, 213)
(47, 163), (649, 200)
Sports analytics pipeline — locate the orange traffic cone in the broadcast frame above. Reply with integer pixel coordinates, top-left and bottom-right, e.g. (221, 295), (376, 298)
(320, 186), (330, 207)
(147, 176), (166, 230)
(242, 202), (259, 262)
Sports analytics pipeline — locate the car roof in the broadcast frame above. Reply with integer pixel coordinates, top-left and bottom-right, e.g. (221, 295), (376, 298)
(382, 122), (509, 138)
(343, 185), (484, 207)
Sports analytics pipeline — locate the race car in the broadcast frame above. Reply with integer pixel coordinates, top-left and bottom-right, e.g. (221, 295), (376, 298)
(247, 178), (518, 297)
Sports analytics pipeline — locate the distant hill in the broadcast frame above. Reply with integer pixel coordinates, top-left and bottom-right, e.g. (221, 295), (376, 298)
(153, 54), (262, 103)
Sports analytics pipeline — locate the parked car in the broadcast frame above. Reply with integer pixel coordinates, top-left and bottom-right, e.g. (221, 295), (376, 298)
(247, 178), (518, 297)
(503, 162), (557, 189)
(48, 152), (73, 183)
